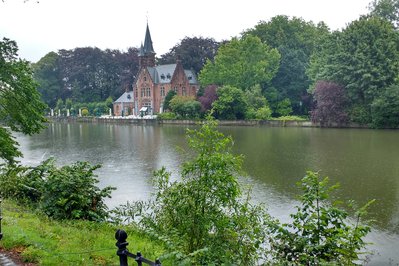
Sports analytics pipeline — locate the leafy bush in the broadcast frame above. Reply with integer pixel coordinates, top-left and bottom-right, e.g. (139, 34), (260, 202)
(0, 159), (115, 221)
(113, 119), (269, 264)
(370, 84), (399, 128)
(276, 98), (293, 116)
(81, 107), (89, 116)
(157, 112), (177, 120)
(41, 161), (115, 221)
(311, 81), (349, 126)
(268, 171), (373, 264)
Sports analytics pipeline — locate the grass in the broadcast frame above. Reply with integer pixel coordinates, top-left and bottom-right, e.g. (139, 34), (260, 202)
(0, 200), (168, 265)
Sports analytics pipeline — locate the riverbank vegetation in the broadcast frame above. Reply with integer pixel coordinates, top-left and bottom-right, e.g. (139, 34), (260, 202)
(0, 200), (166, 265)
(0, 120), (374, 265)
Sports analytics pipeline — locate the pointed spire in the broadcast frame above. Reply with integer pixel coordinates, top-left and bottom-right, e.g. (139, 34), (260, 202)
(143, 23), (155, 54)
(139, 43), (145, 56)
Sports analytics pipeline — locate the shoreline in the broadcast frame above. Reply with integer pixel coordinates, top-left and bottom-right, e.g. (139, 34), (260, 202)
(46, 116), (378, 129)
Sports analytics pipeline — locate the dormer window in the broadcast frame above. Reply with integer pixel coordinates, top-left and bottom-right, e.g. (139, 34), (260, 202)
(166, 73), (171, 79)
(161, 74), (165, 80)
(188, 75), (192, 80)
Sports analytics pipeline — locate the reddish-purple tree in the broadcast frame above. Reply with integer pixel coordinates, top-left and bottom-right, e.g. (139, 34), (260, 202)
(198, 84), (218, 112)
(311, 81), (349, 126)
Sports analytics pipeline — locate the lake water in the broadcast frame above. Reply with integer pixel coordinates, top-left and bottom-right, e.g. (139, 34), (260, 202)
(15, 122), (399, 264)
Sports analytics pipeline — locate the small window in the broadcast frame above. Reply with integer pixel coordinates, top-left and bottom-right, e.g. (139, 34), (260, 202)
(188, 75), (192, 80)
(144, 76), (147, 81)
(127, 94), (131, 99)
(141, 88), (145, 97)
(160, 87), (165, 97)
(167, 73), (171, 79)
(161, 74), (165, 80)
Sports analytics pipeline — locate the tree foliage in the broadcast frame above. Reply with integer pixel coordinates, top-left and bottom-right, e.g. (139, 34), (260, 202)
(33, 47), (139, 107)
(245, 15), (330, 115)
(212, 85), (248, 120)
(370, 84), (399, 128)
(0, 38), (46, 164)
(158, 37), (221, 75)
(308, 16), (399, 125)
(169, 96), (201, 119)
(32, 51), (63, 108)
(113, 120), (269, 264)
(199, 35), (280, 91)
(269, 171), (373, 264)
(311, 81), (349, 126)
(0, 159), (115, 221)
(369, 0), (399, 27)
(198, 84), (218, 112)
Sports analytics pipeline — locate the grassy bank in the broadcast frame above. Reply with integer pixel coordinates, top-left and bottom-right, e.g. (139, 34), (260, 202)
(0, 200), (167, 265)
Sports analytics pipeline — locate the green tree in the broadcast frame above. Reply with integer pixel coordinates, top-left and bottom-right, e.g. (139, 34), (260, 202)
(245, 15), (330, 115)
(170, 96), (201, 119)
(0, 38), (46, 164)
(276, 98), (293, 116)
(369, 0), (399, 27)
(32, 51), (63, 108)
(308, 16), (399, 124)
(162, 90), (176, 111)
(245, 84), (271, 119)
(269, 171), (373, 264)
(158, 37), (221, 75)
(199, 35), (280, 91)
(370, 84), (399, 128)
(212, 85), (248, 120)
(113, 119), (269, 264)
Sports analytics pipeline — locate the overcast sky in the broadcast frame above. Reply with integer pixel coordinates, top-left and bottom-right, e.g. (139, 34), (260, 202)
(1, 0), (371, 63)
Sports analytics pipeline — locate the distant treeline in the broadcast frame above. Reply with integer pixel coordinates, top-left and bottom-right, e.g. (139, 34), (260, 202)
(33, 0), (399, 128)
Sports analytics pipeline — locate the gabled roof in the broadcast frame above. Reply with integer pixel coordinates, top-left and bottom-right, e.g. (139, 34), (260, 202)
(114, 91), (134, 103)
(146, 64), (198, 85)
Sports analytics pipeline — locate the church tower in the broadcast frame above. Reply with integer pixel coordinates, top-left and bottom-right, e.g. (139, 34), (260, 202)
(139, 24), (156, 68)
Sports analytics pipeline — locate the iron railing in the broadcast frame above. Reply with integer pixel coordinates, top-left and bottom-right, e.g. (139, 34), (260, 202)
(115, 229), (161, 266)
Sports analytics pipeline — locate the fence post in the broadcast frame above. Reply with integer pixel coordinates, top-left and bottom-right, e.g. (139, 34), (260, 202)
(135, 251), (142, 266)
(115, 229), (129, 266)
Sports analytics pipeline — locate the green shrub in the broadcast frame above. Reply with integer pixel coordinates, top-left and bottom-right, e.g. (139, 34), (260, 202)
(41, 161), (115, 221)
(157, 112), (177, 120)
(268, 171), (374, 264)
(113, 119), (269, 264)
(81, 107), (89, 116)
(0, 159), (115, 221)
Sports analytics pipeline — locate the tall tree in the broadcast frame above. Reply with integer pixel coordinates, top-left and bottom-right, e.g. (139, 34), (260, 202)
(0, 38), (46, 164)
(369, 0), (399, 28)
(244, 15), (330, 115)
(308, 16), (399, 124)
(158, 37), (220, 75)
(32, 52), (63, 108)
(199, 35), (280, 91)
(311, 81), (349, 126)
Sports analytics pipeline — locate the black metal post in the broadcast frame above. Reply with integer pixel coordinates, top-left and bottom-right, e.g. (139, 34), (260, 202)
(155, 258), (161, 266)
(115, 229), (129, 266)
(135, 251), (142, 266)
(0, 198), (3, 240)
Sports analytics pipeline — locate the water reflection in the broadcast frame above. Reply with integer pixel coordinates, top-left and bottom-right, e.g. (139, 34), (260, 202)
(15, 123), (399, 264)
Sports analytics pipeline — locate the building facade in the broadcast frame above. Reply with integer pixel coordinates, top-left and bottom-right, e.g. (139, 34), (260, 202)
(132, 24), (199, 115)
(113, 91), (134, 116)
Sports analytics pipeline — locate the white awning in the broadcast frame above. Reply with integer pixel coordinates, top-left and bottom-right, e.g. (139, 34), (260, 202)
(139, 107), (148, 112)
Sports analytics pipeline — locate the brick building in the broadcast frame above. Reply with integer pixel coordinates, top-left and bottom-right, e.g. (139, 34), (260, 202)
(131, 24), (199, 115)
(113, 91), (133, 116)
